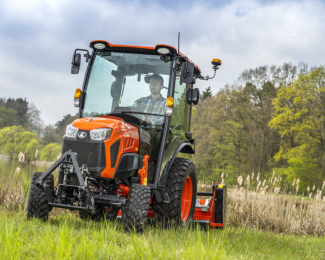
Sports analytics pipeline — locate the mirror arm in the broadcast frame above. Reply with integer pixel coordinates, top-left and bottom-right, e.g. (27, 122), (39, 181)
(74, 49), (91, 62)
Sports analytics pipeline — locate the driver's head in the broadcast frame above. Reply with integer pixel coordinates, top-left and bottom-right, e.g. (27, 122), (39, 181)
(149, 74), (164, 95)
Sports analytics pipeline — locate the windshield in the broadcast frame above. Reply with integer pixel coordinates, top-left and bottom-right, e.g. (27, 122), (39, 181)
(82, 51), (171, 127)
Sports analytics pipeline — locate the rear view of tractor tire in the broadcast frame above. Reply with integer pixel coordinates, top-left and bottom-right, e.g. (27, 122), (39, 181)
(154, 158), (197, 226)
(123, 183), (151, 232)
(27, 172), (54, 221)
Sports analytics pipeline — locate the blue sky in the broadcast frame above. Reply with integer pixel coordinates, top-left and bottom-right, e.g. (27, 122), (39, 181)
(0, 0), (325, 125)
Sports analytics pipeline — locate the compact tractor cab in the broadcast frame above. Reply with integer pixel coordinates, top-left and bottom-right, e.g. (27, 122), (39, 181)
(27, 39), (226, 231)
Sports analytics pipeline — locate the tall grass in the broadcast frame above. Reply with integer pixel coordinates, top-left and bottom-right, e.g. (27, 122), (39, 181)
(226, 173), (325, 235)
(1, 165), (325, 236)
(0, 211), (226, 260)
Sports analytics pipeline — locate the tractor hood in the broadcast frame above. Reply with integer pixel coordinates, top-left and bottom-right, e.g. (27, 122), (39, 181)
(72, 116), (125, 130)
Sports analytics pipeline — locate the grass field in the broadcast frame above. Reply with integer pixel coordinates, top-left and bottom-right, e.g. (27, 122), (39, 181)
(1, 171), (325, 259)
(0, 209), (324, 260)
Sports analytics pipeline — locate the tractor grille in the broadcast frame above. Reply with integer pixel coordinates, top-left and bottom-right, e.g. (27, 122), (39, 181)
(62, 131), (106, 177)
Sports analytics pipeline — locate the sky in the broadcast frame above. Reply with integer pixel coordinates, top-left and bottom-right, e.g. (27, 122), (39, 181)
(0, 0), (325, 125)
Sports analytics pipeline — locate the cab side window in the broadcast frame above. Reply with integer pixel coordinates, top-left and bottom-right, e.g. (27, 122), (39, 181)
(170, 77), (191, 134)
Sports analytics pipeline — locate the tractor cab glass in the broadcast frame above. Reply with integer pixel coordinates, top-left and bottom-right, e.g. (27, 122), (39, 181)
(82, 51), (171, 128)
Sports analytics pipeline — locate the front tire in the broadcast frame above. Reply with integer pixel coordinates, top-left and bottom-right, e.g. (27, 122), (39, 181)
(27, 172), (54, 221)
(122, 183), (151, 232)
(154, 158), (197, 226)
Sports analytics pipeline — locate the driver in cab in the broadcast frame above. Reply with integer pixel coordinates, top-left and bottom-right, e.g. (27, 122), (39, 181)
(132, 74), (166, 127)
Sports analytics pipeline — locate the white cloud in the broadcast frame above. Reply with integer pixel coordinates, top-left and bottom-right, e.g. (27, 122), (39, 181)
(0, 0), (324, 124)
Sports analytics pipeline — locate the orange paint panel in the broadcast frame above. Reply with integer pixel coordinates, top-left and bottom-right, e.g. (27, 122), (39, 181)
(210, 223), (224, 228)
(90, 40), (155, 50)
(193, 210), (210, 221)
(71, 116), (139, 179)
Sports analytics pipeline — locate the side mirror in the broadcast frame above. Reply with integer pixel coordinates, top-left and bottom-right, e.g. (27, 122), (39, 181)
(71, 53), (81, 74)
(186, 88), (200, 105)
(180, 62), (195, 84)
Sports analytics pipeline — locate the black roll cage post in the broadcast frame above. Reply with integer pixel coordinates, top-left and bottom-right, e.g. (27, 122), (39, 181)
(78, 49), (96, 118)
(151, 54), (178, 189)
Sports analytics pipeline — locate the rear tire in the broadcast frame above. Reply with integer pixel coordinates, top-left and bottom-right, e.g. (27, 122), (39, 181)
(154, 158), (197, 226)
(27, 172), (54, 221)
(122, 183), (151, 232)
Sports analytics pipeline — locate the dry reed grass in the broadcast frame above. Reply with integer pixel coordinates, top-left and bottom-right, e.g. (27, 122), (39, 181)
(0, 169), (26, 211)
(227, 174), (325, 236)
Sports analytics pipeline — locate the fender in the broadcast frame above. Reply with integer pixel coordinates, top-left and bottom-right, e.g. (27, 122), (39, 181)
(165, 141), (194, 178)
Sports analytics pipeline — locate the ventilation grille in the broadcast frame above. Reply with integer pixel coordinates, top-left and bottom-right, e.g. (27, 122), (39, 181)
(124, 138), (134, 149)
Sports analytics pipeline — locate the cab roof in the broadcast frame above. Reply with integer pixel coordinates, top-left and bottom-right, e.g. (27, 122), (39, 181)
(90, 40), (201, 73)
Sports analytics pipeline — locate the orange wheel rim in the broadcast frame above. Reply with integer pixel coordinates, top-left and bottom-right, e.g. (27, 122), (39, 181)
(181, 176), (193, 222)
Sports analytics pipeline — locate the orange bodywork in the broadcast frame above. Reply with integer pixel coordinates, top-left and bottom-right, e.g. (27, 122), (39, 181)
(181, 176), (193, 222)
(90, 40), (201, 73)
(193, 182), (224, 229)
(138, 155), (149, 186)
(72, 116), (139, 179)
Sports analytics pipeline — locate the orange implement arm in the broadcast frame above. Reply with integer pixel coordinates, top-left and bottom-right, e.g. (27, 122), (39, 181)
(138, 155), (149, 186)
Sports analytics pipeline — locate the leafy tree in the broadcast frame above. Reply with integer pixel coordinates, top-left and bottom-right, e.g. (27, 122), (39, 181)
(0, 106), (18, 128)
(55, 114), (78, 139)
(200, 87), (213, 101)
(0, 126), (39, 159)
(25, 103), (43, 135)
(25, 139), (39, 162)
(270, 66), (325, 181)
(40, 143), (61, 162)
(43, 124), (58, 145)
(3, 98), (29, 126)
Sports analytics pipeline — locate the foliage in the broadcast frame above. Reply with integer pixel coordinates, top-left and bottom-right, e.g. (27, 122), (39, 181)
(200, 86), (213, 101)
(0, 98), (43, 134)
(54, 114), (78, 141)
(0, 126), (39, 160)
(0, 106), (17, 128)
(270, 67), (325, 184)
(40, 143), (61, 162)
(192, 63), (325, 192)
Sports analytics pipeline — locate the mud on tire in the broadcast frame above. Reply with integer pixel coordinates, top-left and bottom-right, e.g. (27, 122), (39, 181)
(27, 172), (54, 221)
(123, 183), (151, 232)
(154, 158), (197, 226)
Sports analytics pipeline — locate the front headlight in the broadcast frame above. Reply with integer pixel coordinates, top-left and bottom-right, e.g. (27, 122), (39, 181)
(90, 128), (112, 141)
(65, 124), (78, 138)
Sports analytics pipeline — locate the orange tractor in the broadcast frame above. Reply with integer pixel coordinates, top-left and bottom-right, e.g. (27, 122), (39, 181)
(27, 39), (226, 231)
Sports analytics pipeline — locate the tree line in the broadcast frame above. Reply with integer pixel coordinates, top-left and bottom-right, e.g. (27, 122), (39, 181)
(0, 98), (77, 162)
(192, 62), (325, 193)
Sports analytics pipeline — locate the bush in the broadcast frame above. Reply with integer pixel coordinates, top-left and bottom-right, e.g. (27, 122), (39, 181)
(40, 143), (61, 162)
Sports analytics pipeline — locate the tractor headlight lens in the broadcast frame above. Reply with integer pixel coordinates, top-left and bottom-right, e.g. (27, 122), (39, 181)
(94, 43), (106, 49)
(66, 124), (78, 138)
(157, 47), (170, 55)
(90, 128), (112, 141)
